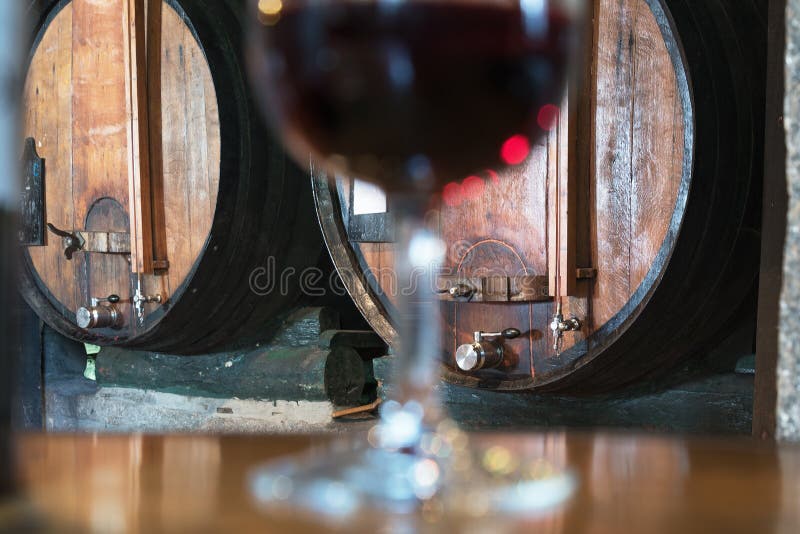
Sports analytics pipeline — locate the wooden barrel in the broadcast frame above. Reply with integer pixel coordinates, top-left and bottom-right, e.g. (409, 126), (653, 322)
(19, 0), (323, 354)
(314, 0), (766, 392)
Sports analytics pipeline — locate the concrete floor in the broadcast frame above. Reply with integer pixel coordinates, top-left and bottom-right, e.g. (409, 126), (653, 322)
(38, 314), (756, 436)
(44, 362), (754, 435)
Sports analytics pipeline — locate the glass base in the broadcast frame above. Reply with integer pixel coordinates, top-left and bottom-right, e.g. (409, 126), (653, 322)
(249, 420), (577, 528)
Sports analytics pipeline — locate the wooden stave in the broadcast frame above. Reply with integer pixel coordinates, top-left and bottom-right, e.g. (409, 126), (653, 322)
(19, 0), (325, 354)
(313, 0), (766, 392)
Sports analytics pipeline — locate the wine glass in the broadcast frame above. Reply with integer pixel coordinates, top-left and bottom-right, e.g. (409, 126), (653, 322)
(246, 0), (586, 523)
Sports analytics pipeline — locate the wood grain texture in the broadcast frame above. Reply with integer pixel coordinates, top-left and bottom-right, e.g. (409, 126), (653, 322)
(22, 0), (220, 335)
(360, 243), (398, 308)
(157, 4), (220, 304)
(25, 5), (75, 312)
(145, 0), (169, 270)
(15, 433), (800, 532)
(548, 91), (576, 298)
(592, 0), (683, 326)
(70, 0), (137, 330)
(629, 0), (682, 292)
(592, 0), (636, 326)
(72, 0), (131, 228)
(322, 0), (687, 389)
(125, 0), (155, 274)
(84, 198), (133, 328)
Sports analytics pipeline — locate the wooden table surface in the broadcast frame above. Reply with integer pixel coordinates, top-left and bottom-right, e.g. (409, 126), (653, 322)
(11, 432), (800, 533)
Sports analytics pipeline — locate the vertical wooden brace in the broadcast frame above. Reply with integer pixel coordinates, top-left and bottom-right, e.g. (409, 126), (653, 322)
(124, 0), (165, 274)
(548, 87), (577, 297)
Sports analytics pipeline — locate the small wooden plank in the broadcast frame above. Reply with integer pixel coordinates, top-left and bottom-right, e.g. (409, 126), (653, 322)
(56, 7), (78, 312)
(183, 21), (212, 259)
(160, 6), (191, 299)
(72, 0), (131, 231)
(19, 139), (46, 246)
(145, 0), (169, 271)
(203, 45), (222, 222)
(547, 107), (558, 296)
(753, 0), (786, 440)
(575, 0), (600, 333)
(124, 0), (155, 274)
(592, 0), (636, 325)
(547, 91), (576, 297)
(332, 399), (382, 419)
(435, 275), (550, 302)
(158, 3), (221, 301)
(358, 242), (398, 308)
(563, 79), (578, 298)
(531, 300), (556, 372)
(25, 5), (77, 311)
(72, 0), (133, 315)
(629, 0), (682, 292)
(80, 231), (131, 254)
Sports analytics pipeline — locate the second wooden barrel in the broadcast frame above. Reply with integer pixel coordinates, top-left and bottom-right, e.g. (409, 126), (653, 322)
(315, 0), (766, 392)
(19, 0), (324, 354)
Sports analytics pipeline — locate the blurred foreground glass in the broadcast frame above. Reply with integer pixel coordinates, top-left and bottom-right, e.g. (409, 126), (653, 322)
(0, 0), (21, 514)
(247, 0), (586, 522)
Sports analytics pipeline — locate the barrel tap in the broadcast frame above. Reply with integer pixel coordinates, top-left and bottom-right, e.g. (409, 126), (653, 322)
(133, 274), (162, 325)
(76, 294), (123, 329)
(455, 328), (521, 371)
(550, 302), (582, 354)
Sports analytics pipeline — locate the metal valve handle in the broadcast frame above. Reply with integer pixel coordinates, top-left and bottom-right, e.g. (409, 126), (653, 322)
(473, 328), (521, 343)
(90, 294), (122, 307)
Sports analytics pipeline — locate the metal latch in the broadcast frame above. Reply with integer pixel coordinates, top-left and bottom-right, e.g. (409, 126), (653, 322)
(47, 223), (85, 260)
(47, 223), (131, 259)
(436, 275), (550, 302)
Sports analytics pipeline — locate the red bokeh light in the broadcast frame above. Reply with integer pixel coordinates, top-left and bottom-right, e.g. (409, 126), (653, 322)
(462, 175), (485, 200)
(485, 169), (500, 184)
(443, 181), (463, 207)
(537, 104), (560, 131)
(500, 134), (531, 166)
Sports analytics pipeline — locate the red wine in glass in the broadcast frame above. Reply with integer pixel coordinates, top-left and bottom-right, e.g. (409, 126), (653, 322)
(247, 0), (585, 522)
(250, 0), (579, 191)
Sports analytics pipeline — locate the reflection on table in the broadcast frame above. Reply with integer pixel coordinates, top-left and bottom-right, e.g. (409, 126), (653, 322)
(13, 432), (800, 532)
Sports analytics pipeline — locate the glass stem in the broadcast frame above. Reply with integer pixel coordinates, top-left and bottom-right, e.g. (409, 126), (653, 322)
(390, 192), (445, 415)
